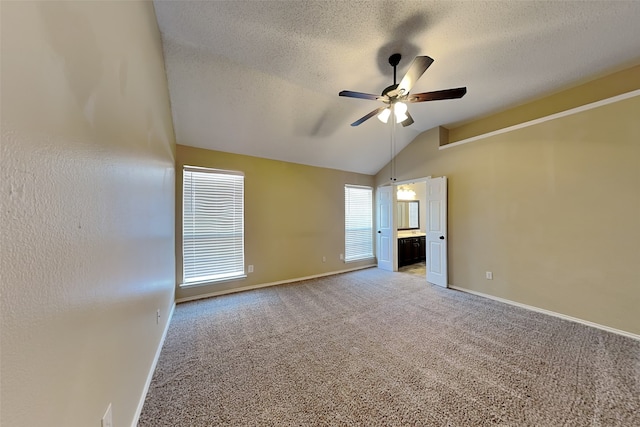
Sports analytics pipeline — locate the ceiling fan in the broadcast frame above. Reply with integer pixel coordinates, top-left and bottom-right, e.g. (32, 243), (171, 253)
(339, 53), (467, 127)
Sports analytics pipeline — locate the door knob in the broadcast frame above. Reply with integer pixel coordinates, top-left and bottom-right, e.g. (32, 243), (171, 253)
(439, 236), (445, 240)
(378, 231), (382, 234)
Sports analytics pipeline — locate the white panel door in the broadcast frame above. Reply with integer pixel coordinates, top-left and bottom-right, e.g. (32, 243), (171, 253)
(377, 186), (395, 271)
(426, 177), (448, 287)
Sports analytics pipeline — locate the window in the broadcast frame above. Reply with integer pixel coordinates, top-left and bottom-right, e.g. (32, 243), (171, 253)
(182, 166), (244, 285)
(344, 185), (373, 262)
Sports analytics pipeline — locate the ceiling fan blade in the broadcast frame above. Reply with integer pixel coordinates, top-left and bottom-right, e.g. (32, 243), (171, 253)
(396, 56), (434, 96)
(401, 111), (414, 127)
(339, 90), (384, 101)
(350, 106), (387, 126)
(408, 87), (467, 103)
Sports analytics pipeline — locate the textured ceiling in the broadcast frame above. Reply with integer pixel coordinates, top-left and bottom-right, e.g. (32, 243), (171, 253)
(154, 1), (640, 175)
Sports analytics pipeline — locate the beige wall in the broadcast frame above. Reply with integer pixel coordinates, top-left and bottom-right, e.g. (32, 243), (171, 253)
(176, 145), (375, 301)
(1, 2), (176, 427)
(376, 91), (640, 335)
(449, 65), (640, 144)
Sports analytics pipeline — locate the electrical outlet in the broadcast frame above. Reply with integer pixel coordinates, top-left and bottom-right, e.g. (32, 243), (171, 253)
(248, 265), (254, 273)
(322, 256), (326, 263)
(156, 309), (160, 324)
(486, 271), (493, 280)
(101, 403), (113, 427)
(339, 253), (344, 260)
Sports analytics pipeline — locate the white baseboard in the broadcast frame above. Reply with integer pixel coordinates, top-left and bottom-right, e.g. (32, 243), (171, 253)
(449, 285), (640, 341)
(131, 302), (176, 427)
(176, 264), (377, 303)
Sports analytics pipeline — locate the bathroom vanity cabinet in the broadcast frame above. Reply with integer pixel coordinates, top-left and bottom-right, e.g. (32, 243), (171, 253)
(397, 236), (426, 267)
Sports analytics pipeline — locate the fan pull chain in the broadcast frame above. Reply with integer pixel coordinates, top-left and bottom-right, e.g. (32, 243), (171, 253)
(390, 104), (397, 183)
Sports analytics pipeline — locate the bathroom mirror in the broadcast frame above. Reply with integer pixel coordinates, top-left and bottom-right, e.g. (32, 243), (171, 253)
(397, 200), (419, 230)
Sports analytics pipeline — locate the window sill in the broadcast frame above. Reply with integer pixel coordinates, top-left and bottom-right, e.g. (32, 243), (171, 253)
(180, 274), (247, 288)
(344, 256), (376, 263)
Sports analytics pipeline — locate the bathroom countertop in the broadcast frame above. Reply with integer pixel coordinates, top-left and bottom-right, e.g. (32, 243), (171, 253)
(397, 231), (426, 238)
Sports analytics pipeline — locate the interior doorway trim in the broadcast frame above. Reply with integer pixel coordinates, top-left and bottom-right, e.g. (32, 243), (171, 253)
(393, 176), (431, 186)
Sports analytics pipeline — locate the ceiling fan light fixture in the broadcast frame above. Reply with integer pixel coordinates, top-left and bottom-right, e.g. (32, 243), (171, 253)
(377, 108), (391, 123)
(394, 102), (408, 122)
(339, 53), (466, 127)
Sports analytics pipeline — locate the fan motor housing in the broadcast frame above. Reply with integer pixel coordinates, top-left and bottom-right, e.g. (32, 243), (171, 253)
(382, 84), (399, 97)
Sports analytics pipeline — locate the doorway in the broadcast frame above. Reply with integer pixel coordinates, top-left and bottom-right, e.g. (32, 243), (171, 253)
(376, 176), (448, 287)
(396, 180), (427, 276)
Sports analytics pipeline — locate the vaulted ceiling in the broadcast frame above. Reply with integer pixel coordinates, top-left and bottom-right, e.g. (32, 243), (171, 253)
(154, 1), (640, 175)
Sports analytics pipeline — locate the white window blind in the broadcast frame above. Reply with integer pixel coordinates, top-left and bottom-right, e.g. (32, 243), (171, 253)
(345, 185), (373, 262)
(183, 167), (244, 284)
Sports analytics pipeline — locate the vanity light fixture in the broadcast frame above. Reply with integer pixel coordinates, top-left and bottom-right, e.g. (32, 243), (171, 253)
(397, 187), (416, 200)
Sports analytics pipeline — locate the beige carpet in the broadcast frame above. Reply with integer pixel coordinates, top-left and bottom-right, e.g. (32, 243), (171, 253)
(139, 268), (640, 426)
